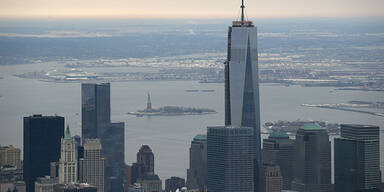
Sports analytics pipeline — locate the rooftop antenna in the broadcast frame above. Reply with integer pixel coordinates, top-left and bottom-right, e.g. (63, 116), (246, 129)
(241, 0), (245, 22)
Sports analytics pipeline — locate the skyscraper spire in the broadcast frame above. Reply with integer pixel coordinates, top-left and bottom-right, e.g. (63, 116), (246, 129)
(59, 125), (77, 184)
(241, 0), (245, 22)
(64, 125), (71, 140)
(232, 0), (252, 27)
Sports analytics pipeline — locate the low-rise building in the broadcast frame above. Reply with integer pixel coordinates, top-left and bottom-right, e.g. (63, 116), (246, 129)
(0, 166), (23, 182)
(0, 146), (21, 170)
(128, 183), (145, 192)
(0, 181), (26, 192)
(53, 183), (96, 192)
(165, 177), (185, 192)
(136, 175), (162, 192)
(35, 176), (58, 192)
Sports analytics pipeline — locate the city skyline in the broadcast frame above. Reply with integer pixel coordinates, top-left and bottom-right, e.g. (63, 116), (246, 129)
(0, 0), (383, 191)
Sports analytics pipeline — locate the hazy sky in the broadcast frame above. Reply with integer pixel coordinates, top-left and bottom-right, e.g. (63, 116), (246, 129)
(0, 0), (383, 19)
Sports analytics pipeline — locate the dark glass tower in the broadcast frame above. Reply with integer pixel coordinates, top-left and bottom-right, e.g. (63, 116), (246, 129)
(262, 131), (294, 190)
(81, 82), (111, 141)
(291, 123), (331, 192)
(186, 134), (207, 191)
(207, 126), (254, 192)
(81, 82), (125, 192)
(224, 1), (261, 191)
(334, 124), (381, 192)
(103, 122), (125, 192)
(23, 114), (64, 192)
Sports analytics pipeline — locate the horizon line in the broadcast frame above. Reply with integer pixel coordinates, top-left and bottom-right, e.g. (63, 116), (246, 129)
(1, 15), (384, 20)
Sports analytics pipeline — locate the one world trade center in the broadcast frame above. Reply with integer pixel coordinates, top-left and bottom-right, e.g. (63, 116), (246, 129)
(224, 1), (261, 191)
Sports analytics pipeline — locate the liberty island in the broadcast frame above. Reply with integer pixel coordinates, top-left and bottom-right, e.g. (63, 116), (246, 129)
(127, 93), (217, 117)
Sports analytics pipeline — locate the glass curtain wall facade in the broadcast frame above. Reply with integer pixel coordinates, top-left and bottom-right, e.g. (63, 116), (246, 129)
(225, 20), (261, 191)
(207, 126), (254, 192)
(291, 123), (331, 192)
(23, 115), (64, 192)
(334, 124), (381, 191)
(262, 132), (294, 190)
(186, 134), (207, 191)
(81, 83), (110, 141)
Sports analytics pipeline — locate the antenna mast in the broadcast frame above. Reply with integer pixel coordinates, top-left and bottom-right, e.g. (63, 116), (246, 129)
(241, 0), (245, 22)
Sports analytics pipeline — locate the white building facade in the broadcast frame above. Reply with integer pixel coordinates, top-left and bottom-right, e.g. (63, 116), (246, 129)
(79, 139), (105, 192)
(58, 126), (78, 184)
(35, 176), (58, 192)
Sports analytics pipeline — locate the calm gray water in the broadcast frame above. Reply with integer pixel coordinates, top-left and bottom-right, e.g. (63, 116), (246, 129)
(0, 63), (383, 182)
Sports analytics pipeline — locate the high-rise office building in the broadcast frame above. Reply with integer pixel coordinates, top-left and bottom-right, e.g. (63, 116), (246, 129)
(134, 145), (162, 192)
(136, 145), (154, 176)
(207, 126), (254, 192)
(81, 82), (111, 141)
(81, 82), (125, 191)
(291, 123), (331, 192)
(102, 122), (125, 192)
(24, 114), (65, 192)
(79, 139), (105, 192)
(58, 126), (78, 184)
(165, 177), (185, 192)
(334, 124), (381, 191)
(224, 1), (261, 191)
(261, 164), (283, 192)
(0, 145), (21, 169)
(186, 134), (207, 191)
(262, 131), (294, 189)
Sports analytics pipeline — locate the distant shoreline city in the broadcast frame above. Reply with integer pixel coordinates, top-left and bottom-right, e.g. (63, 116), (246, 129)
(13, 57), (384, 92)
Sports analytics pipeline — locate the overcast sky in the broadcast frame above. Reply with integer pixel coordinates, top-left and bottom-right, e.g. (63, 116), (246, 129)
(0, 0), (383, 19)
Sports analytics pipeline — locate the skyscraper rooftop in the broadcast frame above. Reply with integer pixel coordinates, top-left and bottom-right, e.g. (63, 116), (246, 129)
(139, 145), (152, 153)
(269, 131), (289, 139)
(299, 123), (325, 131)
(193, 134), (207, 141)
